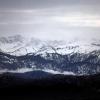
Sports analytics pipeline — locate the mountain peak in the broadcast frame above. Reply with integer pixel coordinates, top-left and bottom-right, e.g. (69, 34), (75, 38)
(0, 34), (100, 56)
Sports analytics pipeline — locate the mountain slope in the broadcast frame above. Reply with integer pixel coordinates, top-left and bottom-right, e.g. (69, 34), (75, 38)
(0, 50), (100, 75)
(0, 35), (100, 75)
(0, 35), (100, 56)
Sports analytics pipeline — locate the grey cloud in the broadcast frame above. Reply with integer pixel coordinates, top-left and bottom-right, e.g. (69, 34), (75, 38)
(0, 0), (79, 9)
(0, 0), (100, 9)
(0, 0), (100, 40)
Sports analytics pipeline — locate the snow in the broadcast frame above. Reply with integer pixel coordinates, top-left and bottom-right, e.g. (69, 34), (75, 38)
(0, 35), (100, 56)
(98, 55), (100, 59)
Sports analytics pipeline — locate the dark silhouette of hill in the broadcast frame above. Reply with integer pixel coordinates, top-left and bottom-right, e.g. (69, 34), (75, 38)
(0, 71), (100, 100)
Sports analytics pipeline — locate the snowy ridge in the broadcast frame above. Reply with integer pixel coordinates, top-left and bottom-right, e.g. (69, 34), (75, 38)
(0, 35), (100, 56)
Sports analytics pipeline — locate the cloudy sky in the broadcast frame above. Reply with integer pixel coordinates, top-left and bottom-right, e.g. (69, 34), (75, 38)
(0, 0), (100, 40)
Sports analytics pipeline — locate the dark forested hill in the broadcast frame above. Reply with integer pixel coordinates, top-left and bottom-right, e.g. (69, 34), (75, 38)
(0, 71), (100, 100)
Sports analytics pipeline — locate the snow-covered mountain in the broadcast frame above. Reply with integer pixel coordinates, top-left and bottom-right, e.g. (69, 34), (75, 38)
(0, 34), (100, 76)
(0, 35), (100, 56)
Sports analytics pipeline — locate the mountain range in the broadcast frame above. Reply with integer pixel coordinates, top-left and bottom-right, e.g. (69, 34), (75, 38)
(0, 34), (100, 76)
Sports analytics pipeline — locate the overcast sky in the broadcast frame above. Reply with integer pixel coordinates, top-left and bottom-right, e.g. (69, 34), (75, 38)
(0, 0), (100, 40)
